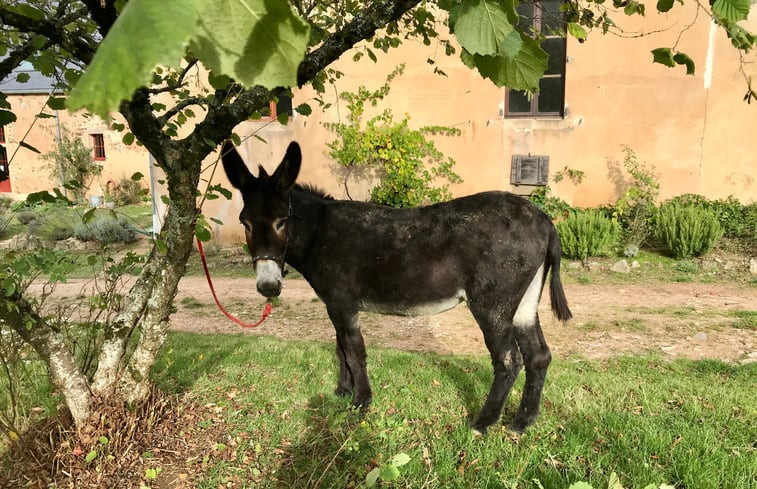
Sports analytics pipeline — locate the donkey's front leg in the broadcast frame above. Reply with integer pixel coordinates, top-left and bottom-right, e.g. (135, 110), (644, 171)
(327, 305), (372, 412)
(334, 340), (353, 397)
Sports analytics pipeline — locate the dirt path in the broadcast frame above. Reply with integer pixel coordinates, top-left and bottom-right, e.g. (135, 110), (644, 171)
(32, 275), (755, 364)
(166, 277), (756, 364)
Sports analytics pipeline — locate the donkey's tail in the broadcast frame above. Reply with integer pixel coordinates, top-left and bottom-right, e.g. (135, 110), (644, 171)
(546, 225), (572, 323)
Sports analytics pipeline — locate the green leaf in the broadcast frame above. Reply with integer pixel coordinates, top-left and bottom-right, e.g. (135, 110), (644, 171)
(122, 132), (135, 145)
(189, 0), (310, 88)
(453, 0), (519, 56)
(277, 111), (290, 125)
(656, 0), (675, 12)
(712, 0), (750, 22)
(3, 279), (16, 297)
(0, 110), (17, 125)
(131, 172), (145, 181)
(156, 239), (168, 254)
(391, 453), (411, 467)
(460, 33), (548, 91)
(9, 4), (45, 20)
(607, 472), (624, 489)
(85, 450), (98, 463)
(673, 52), (695, 75)
(379, 464), (400, 481)
(651, 47), (676, 68)
(67, 0), (201, 119)
(82, 208), (97, 224)
(567, 483), (594, 489)
(567, 22), (588, 41)
(195, 222), (211, 242)
(365, 467), (380, 486)
(47, 97), (66, 110)
(15, 72), (30, 83)
(295, 103), (312, 116)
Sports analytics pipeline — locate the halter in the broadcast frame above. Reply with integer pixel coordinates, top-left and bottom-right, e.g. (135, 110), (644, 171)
(250, 196), (292, 275)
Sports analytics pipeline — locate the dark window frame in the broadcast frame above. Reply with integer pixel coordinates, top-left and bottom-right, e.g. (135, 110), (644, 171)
(92, 133), (106, 160)
(505, 0), (567, 118)
(0, 126), (7, 168)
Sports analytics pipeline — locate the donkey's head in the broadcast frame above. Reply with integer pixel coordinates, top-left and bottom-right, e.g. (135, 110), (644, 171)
(221, 140), (301, 297)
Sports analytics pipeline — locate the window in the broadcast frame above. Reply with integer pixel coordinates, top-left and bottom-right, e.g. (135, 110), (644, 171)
(0, 126), (9, 188)
(255, 93), (294, 121)
(505, 0), (566, 118)
(511, 155), (549, 185)
(92, 133), (106, 160)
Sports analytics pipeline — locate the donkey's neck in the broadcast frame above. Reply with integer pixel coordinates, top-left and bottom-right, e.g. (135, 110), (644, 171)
(285, 188), (328, 274)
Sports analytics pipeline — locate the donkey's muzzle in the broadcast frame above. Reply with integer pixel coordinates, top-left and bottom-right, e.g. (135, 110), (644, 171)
(255, 260), (283, 298)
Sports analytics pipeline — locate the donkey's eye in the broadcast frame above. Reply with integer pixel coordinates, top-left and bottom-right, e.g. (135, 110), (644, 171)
(274, 218), (287, 233)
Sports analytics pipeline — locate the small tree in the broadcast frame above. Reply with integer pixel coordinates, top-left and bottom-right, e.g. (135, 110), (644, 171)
(43, 134), (102, 201)
(326, 65), (461, 208)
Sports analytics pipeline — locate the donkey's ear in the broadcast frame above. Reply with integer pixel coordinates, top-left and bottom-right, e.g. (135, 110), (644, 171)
(272, 141), (301, 193)
(221, 140), (254, 189)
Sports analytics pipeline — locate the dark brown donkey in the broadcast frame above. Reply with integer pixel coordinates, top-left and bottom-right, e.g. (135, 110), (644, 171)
(221, 140), (572, 433)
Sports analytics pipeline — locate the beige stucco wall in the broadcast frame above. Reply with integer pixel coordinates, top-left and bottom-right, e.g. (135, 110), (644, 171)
(201, 3), (755, 244)
(1, 94), (150, 199)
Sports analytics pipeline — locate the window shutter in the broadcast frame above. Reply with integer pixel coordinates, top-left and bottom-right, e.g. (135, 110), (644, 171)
(511, 154), (550, 185)
(537, 156), (549, 185)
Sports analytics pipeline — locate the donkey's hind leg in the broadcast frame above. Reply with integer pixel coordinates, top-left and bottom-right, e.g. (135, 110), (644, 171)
(326, 305), (373, 412)
(469, 305), (523, 434)
(510, 317), (551, 432)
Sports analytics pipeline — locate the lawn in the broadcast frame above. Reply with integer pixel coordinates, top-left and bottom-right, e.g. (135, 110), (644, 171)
(149, 332), (756, 489)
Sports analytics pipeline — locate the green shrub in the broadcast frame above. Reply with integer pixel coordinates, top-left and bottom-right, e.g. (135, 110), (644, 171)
(74, 216), (138, 244)
(15, 210), (38, 225)
(27, 206), (75, 241)
(529, 186), (573, 220)
(665, 194), (745, 238)
(743, 202), (757, 247)
(654, 201), (722, 258)
(611, 147), (660, 248)
(108, 176), (147, 206)
(557, 209), (620, 260)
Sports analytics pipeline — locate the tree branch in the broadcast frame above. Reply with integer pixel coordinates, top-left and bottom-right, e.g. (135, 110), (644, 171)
(297, 0), (422, 86)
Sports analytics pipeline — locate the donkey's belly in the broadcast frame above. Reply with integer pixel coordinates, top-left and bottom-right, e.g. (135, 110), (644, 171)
(358, 289), (467, 317)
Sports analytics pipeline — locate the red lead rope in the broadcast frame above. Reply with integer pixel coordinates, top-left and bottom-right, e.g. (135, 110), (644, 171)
(197, 238), (272, 328)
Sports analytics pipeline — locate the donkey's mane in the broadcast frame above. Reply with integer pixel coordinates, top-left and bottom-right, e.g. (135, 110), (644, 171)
(295, 183), (334, 200)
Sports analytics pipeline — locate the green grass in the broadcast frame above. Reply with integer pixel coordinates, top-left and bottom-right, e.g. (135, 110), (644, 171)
(730, 310), (757, 330)
(151, 332), (757, 489)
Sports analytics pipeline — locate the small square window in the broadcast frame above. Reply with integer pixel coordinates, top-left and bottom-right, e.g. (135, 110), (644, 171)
(92, 134), (105, 160)
(511, 155), (549, 185)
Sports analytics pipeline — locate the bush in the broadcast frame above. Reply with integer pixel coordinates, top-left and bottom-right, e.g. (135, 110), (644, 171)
(609, 148), (660, 249)
(665, 194), (745, 238)
(654, 201), (722, 258)
(107, 176), (147, 206)
(27, 206), (75, 241)
(74, 216), (138, 244)
(15, 210), (39, 226)
(557, 209), (620, 260)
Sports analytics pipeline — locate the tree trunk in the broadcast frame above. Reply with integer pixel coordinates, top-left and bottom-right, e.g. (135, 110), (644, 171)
(2, 296), (92, 427)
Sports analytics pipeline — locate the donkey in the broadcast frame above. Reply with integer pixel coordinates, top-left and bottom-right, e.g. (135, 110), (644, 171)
(221, 140), (572, 433)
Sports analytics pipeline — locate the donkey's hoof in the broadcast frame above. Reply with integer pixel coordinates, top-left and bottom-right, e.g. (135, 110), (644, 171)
(334, 386), (352, 397)
(508, 417), (534, 434)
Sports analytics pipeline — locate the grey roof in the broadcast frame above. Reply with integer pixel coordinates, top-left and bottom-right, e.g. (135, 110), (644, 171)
(0, 61), (63, 95)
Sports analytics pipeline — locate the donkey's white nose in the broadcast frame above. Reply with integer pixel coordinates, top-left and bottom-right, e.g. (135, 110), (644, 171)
(255, 260), (283, 298)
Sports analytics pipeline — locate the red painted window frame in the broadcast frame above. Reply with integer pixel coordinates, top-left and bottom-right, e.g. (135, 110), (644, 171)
(92, 133), (106, 160)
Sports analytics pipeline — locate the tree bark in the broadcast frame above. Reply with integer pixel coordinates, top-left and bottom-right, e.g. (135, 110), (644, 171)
(2, 296), (92, 427)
